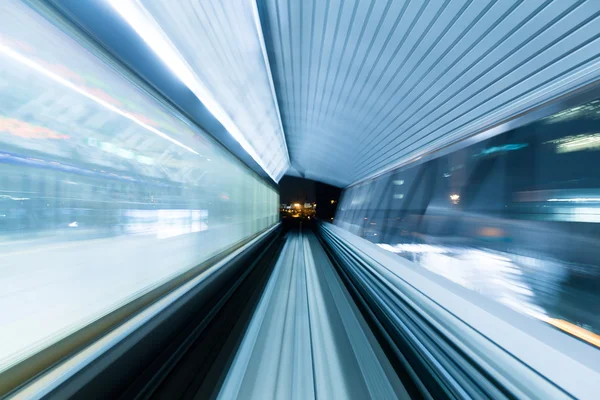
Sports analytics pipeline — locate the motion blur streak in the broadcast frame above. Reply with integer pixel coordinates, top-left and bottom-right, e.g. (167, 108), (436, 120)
(0, 0), (278, 375)
(542, 318), (600, 349)
(106, 0), (290, 182)
(336, 94), (600, 340)
(3, 0), (600, 399)
(321, 223), (600, 399)
(0, 43), (198, 155)
(219, 228), (407, 400)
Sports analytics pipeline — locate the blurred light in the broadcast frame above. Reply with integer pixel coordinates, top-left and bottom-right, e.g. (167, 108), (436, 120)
(541, 317), (600, 348)
(136, 155), (154, 165)
(0, 195), (30, 201)
(0, 42), (198, 156)
(377, 243), (449, 254)
(544, 101), (600, 124)
(393, 194), (404, 199)
(68, 221), (78, 228)
(330, 199), (335, 204)
(450, 193), (460, 204)
(547, 197), (600, 203)
(106, 0), (289, 181)
(117, 148), (135, 160)
(474, 143), (528, 157)
(293, 203), (301, 208)
(393, 180), (404, 185)
(478, 227), (505, 238)
(379, 243), (544, 322)
(546, 133), (600, 153)
(100, 142), (116, 153)
(0, 117), (70, 140)
(123, 209), (208, 239)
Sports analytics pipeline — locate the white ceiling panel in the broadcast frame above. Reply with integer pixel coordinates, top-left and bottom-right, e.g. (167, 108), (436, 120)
(258, 0), (600, 187)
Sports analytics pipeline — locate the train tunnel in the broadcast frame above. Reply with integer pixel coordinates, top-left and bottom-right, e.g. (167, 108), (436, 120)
(1, 0), (600, 398)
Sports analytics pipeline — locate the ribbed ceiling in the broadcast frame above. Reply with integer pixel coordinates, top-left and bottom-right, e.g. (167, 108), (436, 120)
(258, 0), (600, 187)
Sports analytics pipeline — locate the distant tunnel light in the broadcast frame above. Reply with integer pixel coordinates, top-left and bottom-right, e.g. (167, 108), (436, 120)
(106, 0), (289, 182)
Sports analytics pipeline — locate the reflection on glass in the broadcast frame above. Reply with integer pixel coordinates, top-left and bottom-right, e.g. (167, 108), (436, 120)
(0, 2), (278, 373)
(336, 93), (600, 347)
(106, 0), (290, 182)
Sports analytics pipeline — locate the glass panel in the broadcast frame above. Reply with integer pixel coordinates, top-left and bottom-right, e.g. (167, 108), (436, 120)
(361, 176), (391, 242)
(0, 1), (278, 373)
(345, 183), (371, 235)
(108, 0), (290, 181)
(338, 94), (600, 344)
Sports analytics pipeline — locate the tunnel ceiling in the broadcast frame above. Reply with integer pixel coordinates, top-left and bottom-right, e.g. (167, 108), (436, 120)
(257, 0), (600, 187)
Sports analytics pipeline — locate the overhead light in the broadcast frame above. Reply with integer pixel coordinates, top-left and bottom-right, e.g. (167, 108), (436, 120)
(106, 0), (289, 181)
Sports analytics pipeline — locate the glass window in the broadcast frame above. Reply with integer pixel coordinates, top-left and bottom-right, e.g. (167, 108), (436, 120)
(336, 93), (600, 341)
(0, 2), (279, 374)
(380, 164), (425, 243)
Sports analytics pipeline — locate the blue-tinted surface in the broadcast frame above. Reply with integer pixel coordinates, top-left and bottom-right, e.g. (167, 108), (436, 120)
(0, 1), (278, 372)
(336, 93), (600, 344)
